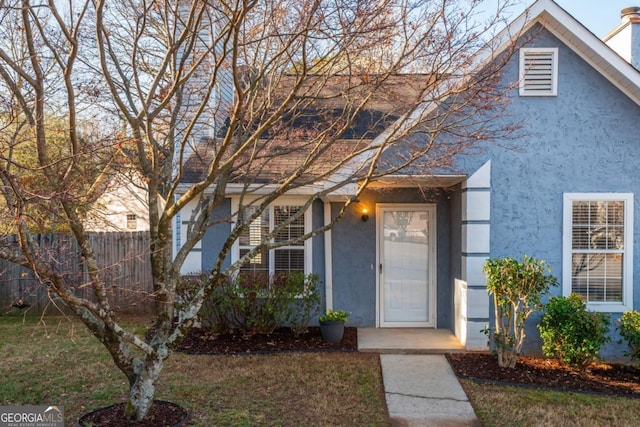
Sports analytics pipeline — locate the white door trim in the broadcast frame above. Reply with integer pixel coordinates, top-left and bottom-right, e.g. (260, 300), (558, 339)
(376, 203), (437, 327)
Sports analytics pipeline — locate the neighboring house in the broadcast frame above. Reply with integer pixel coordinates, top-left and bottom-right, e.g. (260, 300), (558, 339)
(84, 169), (151, 233)
(177, 0), (640, 357)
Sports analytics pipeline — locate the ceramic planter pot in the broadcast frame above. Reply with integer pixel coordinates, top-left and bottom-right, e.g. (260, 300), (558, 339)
(319, 320), (345, 343)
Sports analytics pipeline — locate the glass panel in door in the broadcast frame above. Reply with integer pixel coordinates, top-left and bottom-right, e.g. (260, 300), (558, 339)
(380, 208), (433, 326)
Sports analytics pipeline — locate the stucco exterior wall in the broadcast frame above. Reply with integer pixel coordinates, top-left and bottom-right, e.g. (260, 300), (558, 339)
(455, 26), (640, 356)
(605, 19), (640, 70)
(330, 199), (376, 326)
(201, 198), (232, 273)
(480, 26), (639, 264)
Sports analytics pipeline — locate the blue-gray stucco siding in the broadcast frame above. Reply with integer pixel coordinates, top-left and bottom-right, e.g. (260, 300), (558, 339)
(201, 198), (232, 272)
(485, 26), (640, 268)
(456, 25), (640, 356)
(200, 190), (456, 330)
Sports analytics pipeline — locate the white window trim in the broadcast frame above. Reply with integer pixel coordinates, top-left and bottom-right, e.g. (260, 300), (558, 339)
(519, 47), (558, 97)
(562, 193), (634, 312)
(174, 209), (182, 252)
(230, 197), (313, 276)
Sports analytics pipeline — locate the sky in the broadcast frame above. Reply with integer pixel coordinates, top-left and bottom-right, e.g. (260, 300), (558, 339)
(508, 0), (633, 38)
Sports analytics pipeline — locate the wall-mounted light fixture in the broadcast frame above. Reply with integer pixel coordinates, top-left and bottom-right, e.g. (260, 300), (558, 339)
(361, 207), (369, 222)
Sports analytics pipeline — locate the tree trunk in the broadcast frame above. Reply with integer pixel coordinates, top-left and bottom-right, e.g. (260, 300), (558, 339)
(126, 353), (166, 421)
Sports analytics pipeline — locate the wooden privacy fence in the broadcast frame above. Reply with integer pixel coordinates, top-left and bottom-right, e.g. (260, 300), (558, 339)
(0, 232), (154, 316)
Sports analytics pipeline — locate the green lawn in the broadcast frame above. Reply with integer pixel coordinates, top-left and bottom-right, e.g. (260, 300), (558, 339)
(0, 315), (388, 426)
(462, 379), (640, 427)
(2, 315), (639, 426)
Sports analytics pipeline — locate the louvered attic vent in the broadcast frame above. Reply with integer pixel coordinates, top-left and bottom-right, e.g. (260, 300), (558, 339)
(519, 48), (558, 96)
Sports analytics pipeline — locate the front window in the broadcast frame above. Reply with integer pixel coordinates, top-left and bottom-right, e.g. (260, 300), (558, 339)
(237, 202), (309, 278)
(563, 193), (633, 312)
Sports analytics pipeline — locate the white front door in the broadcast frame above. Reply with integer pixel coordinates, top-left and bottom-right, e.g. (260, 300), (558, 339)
(378, 204), (436, 327)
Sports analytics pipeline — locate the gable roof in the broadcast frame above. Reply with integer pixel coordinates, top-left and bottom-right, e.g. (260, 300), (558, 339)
(500, 0), (640, 104)
(181, 0), (640, 197)
(326, 0), (640, 196)
(180, 74), (431, 186)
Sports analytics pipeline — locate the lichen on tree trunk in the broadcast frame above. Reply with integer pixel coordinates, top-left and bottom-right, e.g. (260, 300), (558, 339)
(125, 351), (167, 421)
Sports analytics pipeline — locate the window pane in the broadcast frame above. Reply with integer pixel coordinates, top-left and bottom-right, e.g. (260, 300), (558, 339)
(572, 226), (590, 249)
(239, 248), (269, 273)
(274, 249), (304, 273)
(571, 253), (592, 277)
(236, 203), (307, 278)
(567, 196), (631, 309)
(126, 214), (137, 230)
(274, 205), (304, 244)
(604, 253), (623, 302)
(572, 273), (588, 300)
(605, 278), (623, 302)
(239, 208), (269, 246)
(573, 200), (625, 251)
(608, 201), (624, 225)
(589, 225), (624, 250)
(589, 226), (610, 250)
(571, 253), (622, 303)
(587, 276), (605, 302)
(605, 253), (623, 277)
(608, 225), (624, 250)
(572, 201), (590, 225)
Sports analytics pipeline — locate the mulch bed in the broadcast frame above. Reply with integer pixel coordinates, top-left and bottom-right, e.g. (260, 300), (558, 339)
(447, 352), (640, 397)
(176, 326), (358, 354)
(78, 400), (188, 427)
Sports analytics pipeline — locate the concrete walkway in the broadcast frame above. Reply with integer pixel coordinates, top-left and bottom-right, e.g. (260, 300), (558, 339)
(380, 355), (481, 427)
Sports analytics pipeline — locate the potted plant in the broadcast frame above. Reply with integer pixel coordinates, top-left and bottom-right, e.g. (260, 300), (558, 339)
(319, 309), (349, 343)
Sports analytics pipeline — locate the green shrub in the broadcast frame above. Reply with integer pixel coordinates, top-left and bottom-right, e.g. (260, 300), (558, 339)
(538, 294), (610, 369)
(284, 273), (321, 336)
(192, 273), (233, 333)
(177, 273), (231, 330)
(483, 255), (558, 368)
(618, 310), (640, 365)
(198, 272), (320, 336)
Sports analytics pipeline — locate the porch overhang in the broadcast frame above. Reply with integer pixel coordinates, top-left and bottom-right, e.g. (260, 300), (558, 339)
(323, 174), (467, 202)
(365, 174), (467, 189)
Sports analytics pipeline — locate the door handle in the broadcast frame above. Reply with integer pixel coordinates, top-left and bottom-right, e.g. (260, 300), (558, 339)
(379, 263), (383, 274)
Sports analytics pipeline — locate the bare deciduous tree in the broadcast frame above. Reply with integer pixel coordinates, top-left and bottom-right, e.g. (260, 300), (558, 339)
(0, 0), (519, 421)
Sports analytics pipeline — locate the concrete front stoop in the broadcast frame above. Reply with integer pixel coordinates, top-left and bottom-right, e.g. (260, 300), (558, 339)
(358, 328), (465, 354)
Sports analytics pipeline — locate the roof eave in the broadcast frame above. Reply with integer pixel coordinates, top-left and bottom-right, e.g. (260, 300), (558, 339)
(365, 174), (467, 189)
(174, 182), (325, 197)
